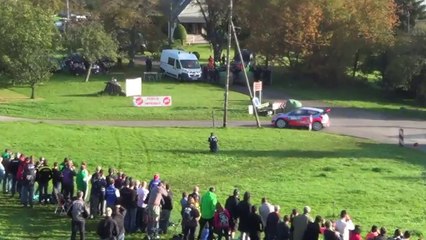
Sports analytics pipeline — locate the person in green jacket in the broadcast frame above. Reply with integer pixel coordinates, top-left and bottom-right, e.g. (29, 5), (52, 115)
(198, 187), (217, 240)
(76, 162), (89, 201)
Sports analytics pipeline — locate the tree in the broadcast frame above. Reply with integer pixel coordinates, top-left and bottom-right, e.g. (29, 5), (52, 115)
(196, 0), (229, 61)
(173, 24), (187, 45)
(395, 0), (426, 32)
(0, 0), (58, 99)
(98, 0), (161, 67)
(67, 21), (118, 82)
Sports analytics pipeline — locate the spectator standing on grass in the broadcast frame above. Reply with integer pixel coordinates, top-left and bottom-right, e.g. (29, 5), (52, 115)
(120, 180), (138, 233)
(21, 157), (36, 208)
(62, 160), (77, 200)
(37, 159), (52, 204)
(149, 174), (161, 191)
(335, 210), (355, 240)
(198, 187), (218, 240)
(375, 227), (388, 240)
(290, 209), (299, 240)
(76, 162), (90, 201)
(349, 225), (362, 240)
(303, 215), (323, 240)
(147, 181), (168, 237)
(69, 191), (89, 240)
(2, 155), (12, 193)
(0, 157), (5, 192)
(51, 162), (62, 197)
(208, 133), (219, 153)
(16, 155), (28, 199)
(112, 205), (126, 240)
(136, 181), (149, 232)
(237, 191), (252, 240)
(97, 207), (119, 240)
(213, 202), (231, 240)
(225, 189), (240, 240)
(265, 205), (281, 240)
(90, 168), (107, 218)
(323, 221), (340, 240)
(247, 205), (263, 240)
(182, 196), (200, 240)
(402, 231), (411, 240)
(189, 185), (201, 203)
(276, 215), (291, 240)
(365, 225), (379, 240)
(105, 178), (120, 209)
(390, 229), (403, 240)
(259, 197), (274, 227)
(160, 183), (173, 234)
(293, 206), (313, 240)
(9, 153), (21, 197)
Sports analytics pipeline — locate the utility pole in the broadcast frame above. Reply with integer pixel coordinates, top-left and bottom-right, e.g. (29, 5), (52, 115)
(223, 0), (233, 127)
(66, 0), (70, 19)
(231, 21), (261, 127)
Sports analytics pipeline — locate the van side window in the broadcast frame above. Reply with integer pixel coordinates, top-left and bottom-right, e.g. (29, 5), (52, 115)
(168, 57), (175, 66)
(176, 60), (181, 69)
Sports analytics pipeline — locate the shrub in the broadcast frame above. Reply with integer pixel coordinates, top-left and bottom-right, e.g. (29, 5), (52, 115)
(173, 24), (187, 45)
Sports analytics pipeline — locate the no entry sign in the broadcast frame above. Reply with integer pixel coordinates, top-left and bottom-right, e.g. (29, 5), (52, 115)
(133, 96), (172, 107)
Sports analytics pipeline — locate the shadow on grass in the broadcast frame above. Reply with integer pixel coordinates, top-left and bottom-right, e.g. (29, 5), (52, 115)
(161, 142), (426, 167)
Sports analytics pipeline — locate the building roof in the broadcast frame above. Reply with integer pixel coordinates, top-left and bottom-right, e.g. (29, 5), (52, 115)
(178, 0), (206, 24)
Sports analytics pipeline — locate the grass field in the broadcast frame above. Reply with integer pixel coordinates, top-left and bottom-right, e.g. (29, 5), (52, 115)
(0, 73), (255, 121)
(0, 122), (425, 239)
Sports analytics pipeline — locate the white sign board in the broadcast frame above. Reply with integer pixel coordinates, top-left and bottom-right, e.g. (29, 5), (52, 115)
(253, 81), (263, 92)
(125, 78), (142, 97)
(133, 96), (172, 107)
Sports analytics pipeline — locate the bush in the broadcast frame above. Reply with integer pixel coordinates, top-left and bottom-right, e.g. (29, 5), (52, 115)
(173, 24), (187, 45)
(192, 51), (200, 60)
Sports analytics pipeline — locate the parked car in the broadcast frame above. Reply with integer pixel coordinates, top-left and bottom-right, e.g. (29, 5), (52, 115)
(271, 107), (331, 131)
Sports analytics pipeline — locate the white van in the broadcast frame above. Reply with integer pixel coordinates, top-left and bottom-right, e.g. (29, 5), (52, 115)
(160, 49), (202, 81)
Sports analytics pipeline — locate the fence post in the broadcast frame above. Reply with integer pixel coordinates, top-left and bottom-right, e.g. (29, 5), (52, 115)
(399, 128), (404, 147)
(212, 110), (215, 128)
(309, 115), (313, 131)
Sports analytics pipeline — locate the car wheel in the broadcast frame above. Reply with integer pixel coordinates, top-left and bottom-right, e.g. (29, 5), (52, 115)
(312, 122), (323, 131)
(275, 119), (287, 128)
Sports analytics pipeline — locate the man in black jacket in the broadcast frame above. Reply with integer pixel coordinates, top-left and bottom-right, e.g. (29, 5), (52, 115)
(97, 207), (119, 240)
(120, 180), (137, 233)
(37, 160), (52, 204)
(160, 183), (173, 234)
(225, 189), (240, 239)
(8, 154), (20, 197)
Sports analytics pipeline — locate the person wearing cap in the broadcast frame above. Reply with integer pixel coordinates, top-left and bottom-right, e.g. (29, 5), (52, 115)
(97, 207), (119, 240)
(225, 189), (240, 239)
(198, 187), (218, 240)
(292, 206), (313, 240)
(149, 174), (160, 190)
(335, 210), (355, 240)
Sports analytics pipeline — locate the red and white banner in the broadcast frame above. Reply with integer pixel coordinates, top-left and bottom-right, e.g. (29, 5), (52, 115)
(133, 96), (172, 107)
(253, 81), (263, 92)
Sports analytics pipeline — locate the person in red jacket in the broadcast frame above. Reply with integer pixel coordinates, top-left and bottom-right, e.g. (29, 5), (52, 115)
(349, 225), (362, 240)
(213, 203), (231, 240)
(16, 155), (29, 199)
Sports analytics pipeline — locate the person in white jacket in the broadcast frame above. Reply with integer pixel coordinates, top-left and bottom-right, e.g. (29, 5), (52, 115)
(335, 210), (355, 240)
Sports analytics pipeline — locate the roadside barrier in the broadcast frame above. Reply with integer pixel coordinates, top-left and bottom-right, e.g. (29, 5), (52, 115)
(399, 128), (404, 147)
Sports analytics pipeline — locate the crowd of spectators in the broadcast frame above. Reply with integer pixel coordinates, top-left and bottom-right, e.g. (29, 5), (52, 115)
(0, 148), (422, 240)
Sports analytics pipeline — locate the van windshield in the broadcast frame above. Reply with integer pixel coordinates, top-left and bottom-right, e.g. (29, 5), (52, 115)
(180, 60), (200, 69)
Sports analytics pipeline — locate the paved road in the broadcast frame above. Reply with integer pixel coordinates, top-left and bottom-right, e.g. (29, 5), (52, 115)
(1, 84), (425, 151)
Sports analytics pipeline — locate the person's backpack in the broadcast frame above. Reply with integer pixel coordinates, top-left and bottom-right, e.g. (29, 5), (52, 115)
(217, 211), (230, 229)
(183, 206), (195, 226)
